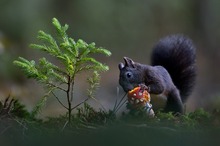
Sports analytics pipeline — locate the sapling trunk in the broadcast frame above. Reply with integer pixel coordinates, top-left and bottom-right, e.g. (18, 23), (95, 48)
(66, 75), (73, 122)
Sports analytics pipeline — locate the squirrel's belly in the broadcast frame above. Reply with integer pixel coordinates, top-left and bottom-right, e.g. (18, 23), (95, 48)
(151, 93), (167, 110)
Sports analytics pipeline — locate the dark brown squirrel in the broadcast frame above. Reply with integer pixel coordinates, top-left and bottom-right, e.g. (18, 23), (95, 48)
(118, 34), (196, 114)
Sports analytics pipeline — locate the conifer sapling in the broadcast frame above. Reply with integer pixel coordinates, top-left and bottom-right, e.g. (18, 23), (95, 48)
(14, 18), (111, 123)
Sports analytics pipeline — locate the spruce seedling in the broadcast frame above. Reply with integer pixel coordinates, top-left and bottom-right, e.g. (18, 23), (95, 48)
(14, 18), (111, 123)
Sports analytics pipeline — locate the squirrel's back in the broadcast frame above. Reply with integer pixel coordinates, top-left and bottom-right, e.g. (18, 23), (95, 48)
(151, 34), (196, 102)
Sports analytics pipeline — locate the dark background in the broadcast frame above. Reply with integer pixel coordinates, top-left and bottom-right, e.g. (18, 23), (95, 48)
(0, 0), (220, 117)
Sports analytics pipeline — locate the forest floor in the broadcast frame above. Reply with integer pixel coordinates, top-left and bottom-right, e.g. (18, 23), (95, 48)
(1, 102), (220, 146)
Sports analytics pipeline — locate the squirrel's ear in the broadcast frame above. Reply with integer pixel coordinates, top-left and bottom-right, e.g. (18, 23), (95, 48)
(118, 63), (124, 70)
(123, 57), (135, 68)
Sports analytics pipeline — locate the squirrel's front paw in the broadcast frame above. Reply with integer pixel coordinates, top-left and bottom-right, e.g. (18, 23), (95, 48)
(138, 84), (150, 92)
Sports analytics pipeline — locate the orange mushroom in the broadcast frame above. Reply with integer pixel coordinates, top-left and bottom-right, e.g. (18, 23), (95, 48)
(127, 86), (151, 108)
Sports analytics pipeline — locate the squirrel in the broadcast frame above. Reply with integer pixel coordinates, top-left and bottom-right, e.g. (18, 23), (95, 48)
(118, 34), (196, 114)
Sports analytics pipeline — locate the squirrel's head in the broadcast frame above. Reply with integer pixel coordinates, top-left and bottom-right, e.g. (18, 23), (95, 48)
(118, 57), (144, 92)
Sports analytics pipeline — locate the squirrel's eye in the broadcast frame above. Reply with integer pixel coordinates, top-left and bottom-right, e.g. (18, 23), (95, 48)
(126, 72), (132, 78)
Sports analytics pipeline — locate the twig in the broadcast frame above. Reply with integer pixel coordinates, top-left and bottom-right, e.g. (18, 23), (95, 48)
(71, 97), (90, 111)
(47, 82), (67, 92)
(71, 95), (107, 112)
(51, 91), (68, 110)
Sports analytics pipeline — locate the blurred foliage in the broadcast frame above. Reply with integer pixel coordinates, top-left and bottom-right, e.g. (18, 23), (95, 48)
(0, 95), (30, 119)
(0, 0), (220, 113)
(1, 106), (220, 145)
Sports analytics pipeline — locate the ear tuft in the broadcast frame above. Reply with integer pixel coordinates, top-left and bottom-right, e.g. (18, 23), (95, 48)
(118, 63), (124, 70)
(123, 57), (135, 68)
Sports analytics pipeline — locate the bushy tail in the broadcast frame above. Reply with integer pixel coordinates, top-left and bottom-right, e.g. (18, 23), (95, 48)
(151, 34), (196, 102)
